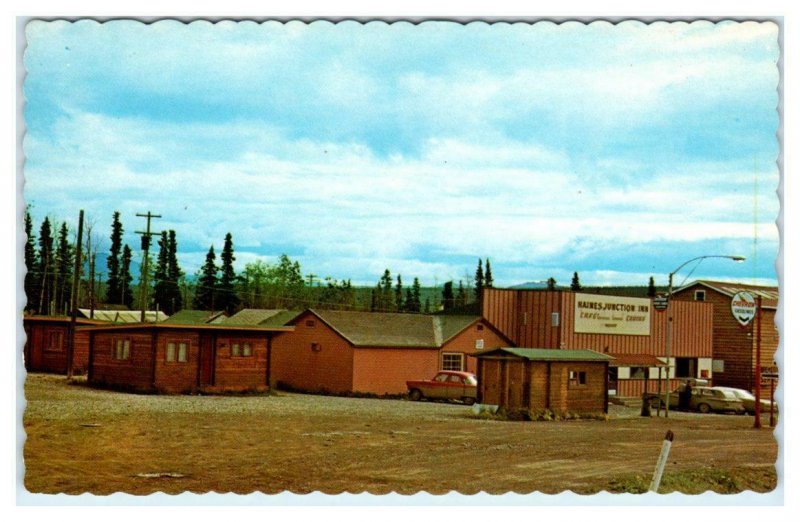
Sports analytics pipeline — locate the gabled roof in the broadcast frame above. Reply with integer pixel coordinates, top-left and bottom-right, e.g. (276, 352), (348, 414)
(77, 309), (169, 323)
(306, 309), (483, 348)
(675, 280), (778, 309)
(222, 309), (303, 327)
(162, 309), (226, 325)
(474, 347), (613, 362)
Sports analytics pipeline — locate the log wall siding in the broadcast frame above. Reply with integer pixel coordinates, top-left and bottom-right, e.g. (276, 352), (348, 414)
(439, 320), (511, 374)
(210, 334), (269, 392)
(674, 284), (779, 394)
(271, 311), (354, 394)
(152, 331), (201, 394)
(477, 357), (607, 414)
(90, 332), (155, 392)
(24, 322), (92, 374)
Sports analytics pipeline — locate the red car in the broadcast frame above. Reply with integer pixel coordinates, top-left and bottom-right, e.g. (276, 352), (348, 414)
(406, 371), (478, 405)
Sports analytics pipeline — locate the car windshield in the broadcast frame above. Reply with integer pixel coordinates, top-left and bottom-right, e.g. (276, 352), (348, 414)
(717, 390), (739, 400)
(464, 375), (477, 385)
(733, 389), (755, 400)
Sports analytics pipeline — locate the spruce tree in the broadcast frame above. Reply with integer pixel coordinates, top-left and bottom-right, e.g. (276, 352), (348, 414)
(424, 297), (431, 314)
(647, 276), (657, 298)
(570, 272), (582, 292)
(411, 277), (422, 313)
(485, 259), (494, 288)
(153, 231), (170, 313)
(217, 233), (239, 314)
(120, 244), (134, 309)
(456, 280), (467, 308)
(442, 281), (455, 311)
(194, 246), (219, 310)
(380, 269), (392, 311)
(404, 288), (413, 313)
(394, 274), (403, 311)
(106, 212), (124, 304)
(547, 277), (557, 290)
(166, 230), (183, 313)
(55, 222), (74, 314)
(474, 259), (485, 304)
(24, 210), (39, 312)
(37, 217), (55, 314)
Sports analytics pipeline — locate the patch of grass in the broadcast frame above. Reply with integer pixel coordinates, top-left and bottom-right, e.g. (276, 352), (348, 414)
(608, 466), (777, 494)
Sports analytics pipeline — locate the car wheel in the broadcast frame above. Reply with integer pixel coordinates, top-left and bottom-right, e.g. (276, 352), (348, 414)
(409, 389), (422, 401)
(463, 397), (476, 406)
(698, 403), (711, 414)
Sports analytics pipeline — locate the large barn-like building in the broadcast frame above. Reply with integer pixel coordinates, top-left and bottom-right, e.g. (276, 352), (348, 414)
(481, 288), (714, 398)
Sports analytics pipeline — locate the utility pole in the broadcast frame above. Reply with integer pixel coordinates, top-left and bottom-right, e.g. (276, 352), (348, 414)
(754, 295), (763, 429)
(66, 210), (84, 379)
(135, 211), (161, 322)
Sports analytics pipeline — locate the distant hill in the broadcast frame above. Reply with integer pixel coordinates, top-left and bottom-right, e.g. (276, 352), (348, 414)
(507, 281), (550, 289)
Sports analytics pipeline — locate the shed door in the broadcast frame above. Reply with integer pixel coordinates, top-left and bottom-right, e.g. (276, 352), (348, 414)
(199, 334), (215, 386)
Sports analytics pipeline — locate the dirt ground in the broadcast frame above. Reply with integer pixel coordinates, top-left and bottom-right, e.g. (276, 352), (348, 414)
(22, 373), (778, 496)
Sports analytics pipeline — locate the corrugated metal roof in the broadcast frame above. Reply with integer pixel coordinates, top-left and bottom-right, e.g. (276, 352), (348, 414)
(77, 309), (169, 323)
(222, 309), (302, 327)
(474, 347), (613, 362)
(162, 310), (226, 325)
(607, 353), (667, 367)
(677, 280), (778, 309)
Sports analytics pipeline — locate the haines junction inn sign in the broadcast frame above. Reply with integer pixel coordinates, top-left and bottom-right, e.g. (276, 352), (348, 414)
(574, 293), (651, 336)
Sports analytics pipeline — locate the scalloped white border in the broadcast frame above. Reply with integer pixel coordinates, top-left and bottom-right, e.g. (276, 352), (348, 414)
(12, 14), (785, 508)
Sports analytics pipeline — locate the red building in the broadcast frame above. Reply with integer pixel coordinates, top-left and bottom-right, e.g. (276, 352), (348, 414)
(672, 280), (779, 396)
(23, 316), (104, 375)
(482, 289), (714, 398)
(270, 309), (512, 395)
(86, 322), (293, 394)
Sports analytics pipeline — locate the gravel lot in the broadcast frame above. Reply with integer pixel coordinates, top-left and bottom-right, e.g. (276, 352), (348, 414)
(23, 373), (778, 495)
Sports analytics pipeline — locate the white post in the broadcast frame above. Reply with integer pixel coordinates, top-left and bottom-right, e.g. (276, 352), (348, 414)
(649, 430), (674, 493)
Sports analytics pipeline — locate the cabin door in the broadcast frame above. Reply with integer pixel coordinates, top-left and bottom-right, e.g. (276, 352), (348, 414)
(199, 334), (215, 387)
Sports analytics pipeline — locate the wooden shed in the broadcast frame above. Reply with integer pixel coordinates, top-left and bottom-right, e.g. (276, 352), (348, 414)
(673, 280), (779, 397)
(474, 347), (613, 415)
(86, 322), (293, 394)
(269, 309), (512, 395)
(23, 316), (104, 375)
(482, 288), (714, 397)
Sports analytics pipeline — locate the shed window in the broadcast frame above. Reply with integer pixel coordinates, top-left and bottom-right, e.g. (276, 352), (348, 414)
(45, 331), (64, 353)
(311, 342), (321, 352)
(242, 342), (252, 357)
(442, 353), (464, 371)
(113, 339), (131, 360)
(694, 290), (706, 302)
(476, 324), (484, 331)
(568, 370), (587, 387)
(306, 320), (316, 327)
(629, 367), (647, 379)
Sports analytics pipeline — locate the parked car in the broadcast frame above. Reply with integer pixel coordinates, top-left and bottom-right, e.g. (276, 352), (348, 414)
(712, 386), (778, 415)
(407, 371), (478, 405)
(645, 384), (745, 414)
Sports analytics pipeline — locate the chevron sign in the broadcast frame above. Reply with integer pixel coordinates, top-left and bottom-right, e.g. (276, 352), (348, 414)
(731, 291), (756, 326)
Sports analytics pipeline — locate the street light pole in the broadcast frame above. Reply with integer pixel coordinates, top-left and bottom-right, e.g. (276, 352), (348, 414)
(664, 254), (745, 418)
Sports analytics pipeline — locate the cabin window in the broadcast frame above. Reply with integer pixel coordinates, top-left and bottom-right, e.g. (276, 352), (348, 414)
(694, 290), (706, 302)
(442, 352), (464, 371)
(166, 341), (189, 362)
(476, 324), (484, 331)
(311, 342), (321, 352)
(113, 338), (131, 361)
(568, 370), (587, 388)
(45, 331), (64, 353)
(231, 340), (253, 357)
(306, 320), (316, 327)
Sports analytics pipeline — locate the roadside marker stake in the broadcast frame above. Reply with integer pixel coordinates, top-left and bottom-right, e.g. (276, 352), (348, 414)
(649, 430), (674, 493)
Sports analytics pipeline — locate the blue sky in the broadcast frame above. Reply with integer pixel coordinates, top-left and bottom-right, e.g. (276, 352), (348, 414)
(23, 20), (780, 288)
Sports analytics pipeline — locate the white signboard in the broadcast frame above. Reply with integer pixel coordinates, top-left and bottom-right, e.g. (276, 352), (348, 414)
(574, 293), (651, 335)
(731, 291), (756, 326)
